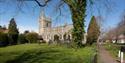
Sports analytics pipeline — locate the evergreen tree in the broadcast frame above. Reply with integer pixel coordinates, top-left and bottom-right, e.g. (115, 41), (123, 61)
(87, 16), (100, 45)
(8, 18), (19, 45)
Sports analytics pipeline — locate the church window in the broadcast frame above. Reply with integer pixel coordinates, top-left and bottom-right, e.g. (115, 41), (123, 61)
(46, 23), (49, 27)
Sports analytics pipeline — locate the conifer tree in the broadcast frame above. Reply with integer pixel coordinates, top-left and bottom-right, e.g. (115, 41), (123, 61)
(87, 16), (100, 45)
(8, 18), (19, 45)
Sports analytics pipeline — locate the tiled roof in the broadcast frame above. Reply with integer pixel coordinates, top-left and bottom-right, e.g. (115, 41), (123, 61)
(0, 29), (8, 33)
(118, 34), (125, 39)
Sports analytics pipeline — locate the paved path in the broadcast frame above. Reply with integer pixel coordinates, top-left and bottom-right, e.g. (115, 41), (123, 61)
(98, 44), (119, 63)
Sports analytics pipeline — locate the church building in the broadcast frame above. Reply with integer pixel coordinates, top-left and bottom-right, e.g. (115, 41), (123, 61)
(39, 11), (86, 44)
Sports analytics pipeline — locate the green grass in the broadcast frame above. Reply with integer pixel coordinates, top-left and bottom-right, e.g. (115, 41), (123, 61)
(104, 43), (125, 60)
(104, 43), (119, 58)
(0, 44), (96, 63)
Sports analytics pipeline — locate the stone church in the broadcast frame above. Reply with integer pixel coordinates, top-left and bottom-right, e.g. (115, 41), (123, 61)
(39, 11), (87, 44)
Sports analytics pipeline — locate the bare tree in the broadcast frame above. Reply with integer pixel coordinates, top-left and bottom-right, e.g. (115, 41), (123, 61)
(117, 11), (125, 35)
(104, 12), (125, 42)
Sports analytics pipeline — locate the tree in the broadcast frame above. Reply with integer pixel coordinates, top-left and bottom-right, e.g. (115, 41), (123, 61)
(24, 30), (29, 34)
(117, 12), (125, 35)
(66, 0), (86, 47)
(87, 16), (100, 45)
(25, 32), (38, 43)
(8, 18), (19, 45)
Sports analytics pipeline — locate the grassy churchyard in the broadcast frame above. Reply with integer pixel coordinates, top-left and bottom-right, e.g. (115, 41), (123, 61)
(104, 43), (125, 60)
(0, 44), (96, 63)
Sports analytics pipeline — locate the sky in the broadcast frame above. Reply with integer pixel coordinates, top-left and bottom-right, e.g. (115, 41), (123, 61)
(0, 0), (125, 33)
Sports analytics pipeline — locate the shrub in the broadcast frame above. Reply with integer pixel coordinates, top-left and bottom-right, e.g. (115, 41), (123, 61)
(18, 34), (28, 44)
(0, 32), (9, 46)
(25, 32), (38, 43)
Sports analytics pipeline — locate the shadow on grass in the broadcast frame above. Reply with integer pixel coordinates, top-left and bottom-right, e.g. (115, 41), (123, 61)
(6, 49), (81, 63)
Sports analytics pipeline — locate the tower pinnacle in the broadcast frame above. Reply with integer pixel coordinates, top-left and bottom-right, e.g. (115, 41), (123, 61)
(40, 9), (45, 19)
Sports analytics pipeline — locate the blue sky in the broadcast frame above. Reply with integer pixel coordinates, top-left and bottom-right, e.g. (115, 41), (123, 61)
(0, 0), (125, 33)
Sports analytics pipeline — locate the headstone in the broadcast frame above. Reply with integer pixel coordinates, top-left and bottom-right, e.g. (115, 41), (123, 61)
(118, 50), (121, 58)
(121, 52), (124, 63)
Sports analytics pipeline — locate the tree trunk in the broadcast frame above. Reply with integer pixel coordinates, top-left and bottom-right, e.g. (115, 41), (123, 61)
(69, 0), (86, 47)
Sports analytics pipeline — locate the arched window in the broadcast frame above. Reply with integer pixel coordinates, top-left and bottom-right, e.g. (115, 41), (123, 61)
(46, 23), (49, 27)
(67, 35), (71, 40)
(54, 34), (59, 41)
(63, 34), (67, 41)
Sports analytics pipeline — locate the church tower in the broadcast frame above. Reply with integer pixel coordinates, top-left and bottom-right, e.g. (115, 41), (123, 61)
(39, 10), (52, 35)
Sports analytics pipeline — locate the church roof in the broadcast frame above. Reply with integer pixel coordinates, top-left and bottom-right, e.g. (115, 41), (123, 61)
(0, 29), (8, 33)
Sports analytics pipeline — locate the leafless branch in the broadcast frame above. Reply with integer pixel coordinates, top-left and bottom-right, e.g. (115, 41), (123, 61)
(34, 0), (51, 7)
(20, 0), (51, 7)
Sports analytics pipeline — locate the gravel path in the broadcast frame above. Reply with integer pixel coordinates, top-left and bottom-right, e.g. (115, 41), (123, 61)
(98, 44), (119, 63)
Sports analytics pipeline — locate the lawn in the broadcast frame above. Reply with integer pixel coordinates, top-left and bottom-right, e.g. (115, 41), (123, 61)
(0, 44), (96, 63)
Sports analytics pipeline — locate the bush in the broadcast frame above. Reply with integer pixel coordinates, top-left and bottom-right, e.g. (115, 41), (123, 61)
(18, 34), (28, 44)
(9, 34), (18, 45)
(25, 32), (38, 43)
(0, 32), (9, 46)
